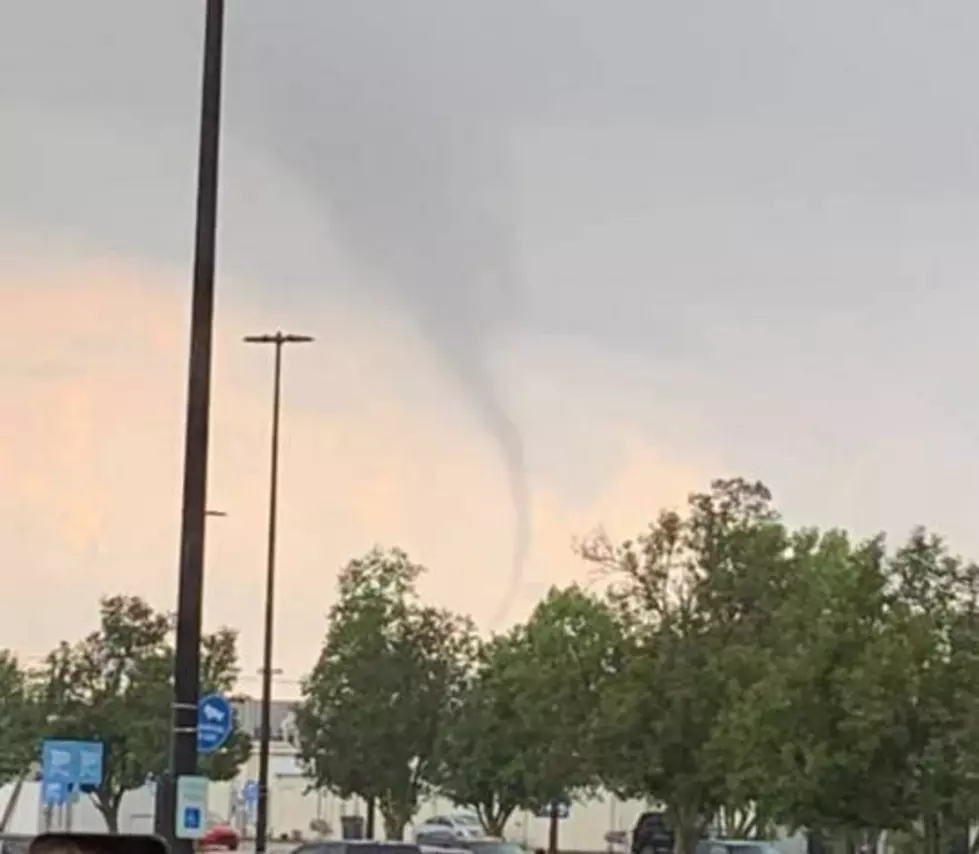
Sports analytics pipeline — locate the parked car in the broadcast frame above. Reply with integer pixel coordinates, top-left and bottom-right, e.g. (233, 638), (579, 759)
(631, 811), (675, 854)
(415, 833), (520, 854)
(198, 824), (239, 851)
(697, 840), (782, 854)
(414, 815), (483, 841)
(460, 840), (521, 854)
(290, 843), (421, 854)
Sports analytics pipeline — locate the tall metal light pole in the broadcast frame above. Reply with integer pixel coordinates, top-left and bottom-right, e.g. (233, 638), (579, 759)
(157, 506), (229, 842)
(159, 1), (225, 851)
(244, 331), (313, 853)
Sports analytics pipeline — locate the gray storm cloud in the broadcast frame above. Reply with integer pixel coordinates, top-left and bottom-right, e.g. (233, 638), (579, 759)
(8, 0), (979, 617)
(228, 2), (588, 622)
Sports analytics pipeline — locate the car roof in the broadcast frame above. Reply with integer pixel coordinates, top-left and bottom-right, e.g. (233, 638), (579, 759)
(303, 844), (419, 850)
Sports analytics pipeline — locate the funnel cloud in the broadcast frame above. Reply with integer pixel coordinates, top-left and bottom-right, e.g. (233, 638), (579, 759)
(8, 1), (979, 627)
(233, 5), (551, 621)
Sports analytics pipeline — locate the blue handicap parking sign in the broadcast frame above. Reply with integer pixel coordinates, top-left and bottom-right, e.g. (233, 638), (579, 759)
(42, 740), (105, 789)
(175, 774), (209, 840)
(41, 742), (74, 783)
(197, 693), (234, 754)
(77, 742), (104, 786)
(42, 780), (67, 806)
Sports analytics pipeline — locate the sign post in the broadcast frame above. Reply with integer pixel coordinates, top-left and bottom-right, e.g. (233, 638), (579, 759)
(197, 693), (234, 755)
(41, 739), (104, 832)
(175, 775), (209, 840)
(242, 780), (258, 811)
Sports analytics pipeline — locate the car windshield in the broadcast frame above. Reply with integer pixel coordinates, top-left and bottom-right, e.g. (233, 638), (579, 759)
(455, 816), (481, 826)
(467, 843), (523, 854)
(710, 844), (777, 854)
(735, 846), (778, 854)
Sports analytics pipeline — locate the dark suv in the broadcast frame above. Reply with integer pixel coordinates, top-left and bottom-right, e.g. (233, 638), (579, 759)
(631, 812), (675, 854)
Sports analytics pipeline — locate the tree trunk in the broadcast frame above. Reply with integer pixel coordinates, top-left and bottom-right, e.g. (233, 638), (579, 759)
(924, 813), (941, 854)
(547, 811), (560, 854)
(669, 804), (701, 854)
(475, 800), (517, 839)
(365, 797), (376, 840)
(483, 806), (515, 838)
(729, 808), (754, 838)
(380, 802), (408, 841)
(94, 794), (120, 834)
(0, 772), (28, 832)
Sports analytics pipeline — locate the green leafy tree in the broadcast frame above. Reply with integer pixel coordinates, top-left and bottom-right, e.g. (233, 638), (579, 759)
(724, 527), (979, 850)
(881, 531), (979, 854)
(581, 475), (979, 851)
(296, 547), (476, 840)
(432, 586), (622, 840)
(583, 478), (798, 854)
(715, 529), (915, 842)
(0, 651), (42, 784)
(429, 634), (534, 836)
(36, 595), (251, 832)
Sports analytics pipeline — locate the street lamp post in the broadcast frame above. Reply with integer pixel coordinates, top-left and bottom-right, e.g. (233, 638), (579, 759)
(156, 509), (227, 842)
(244, 331), (313, 854)
(162, 1), (225, 853)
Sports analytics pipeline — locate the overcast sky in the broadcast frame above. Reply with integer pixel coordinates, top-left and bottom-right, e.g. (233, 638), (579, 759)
(4, 1), (979, 689)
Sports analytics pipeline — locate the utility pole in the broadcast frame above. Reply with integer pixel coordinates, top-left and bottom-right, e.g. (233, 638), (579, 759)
(244, 331), (313, 853)
(159, 1), (226, 851)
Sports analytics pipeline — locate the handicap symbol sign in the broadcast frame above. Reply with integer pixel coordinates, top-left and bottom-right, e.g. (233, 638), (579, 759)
(42, 780), (66, 806)
(197, 693), (234, 754)
(175, 774), (209, 839)
(242, 780), (258, 805)
(42, 744), (73, 782)
(42, 740), (105, 788)
(77, 742), (104, 787)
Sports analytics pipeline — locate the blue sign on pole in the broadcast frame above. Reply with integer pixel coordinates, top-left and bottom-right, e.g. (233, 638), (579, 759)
(42, 780), (67, 806)
(42, 740), (105, 789)
(197, 693), (234, 754)
(242, 780), (258, 805)
(77, 742), (105, 786)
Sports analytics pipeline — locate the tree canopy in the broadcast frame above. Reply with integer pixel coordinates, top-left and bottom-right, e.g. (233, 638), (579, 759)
(431, 586), (621, 835)
(294, 478), (979, 854)
(0, 651), (41, 786)
(32, 595), (251, 832)
(6, 474), (979, 853)
(295, 547), (475, 839)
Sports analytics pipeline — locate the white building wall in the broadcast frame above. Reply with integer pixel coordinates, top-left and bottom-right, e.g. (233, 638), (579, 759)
(222, 740), (652, 849)
(0, 779), (233, 837)
(2, 740), (801, 853)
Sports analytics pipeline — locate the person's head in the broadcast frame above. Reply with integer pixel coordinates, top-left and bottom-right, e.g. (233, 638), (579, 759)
(30, 836), (92, 854)
(30, 835), (168, 854)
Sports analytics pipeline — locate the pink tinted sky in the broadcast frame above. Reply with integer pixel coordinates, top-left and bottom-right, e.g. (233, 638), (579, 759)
(0, 254), (704, 694)
(10, 1), (979, 698)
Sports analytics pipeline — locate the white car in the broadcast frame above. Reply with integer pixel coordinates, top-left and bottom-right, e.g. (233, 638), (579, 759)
(415, 814), (484, 841)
